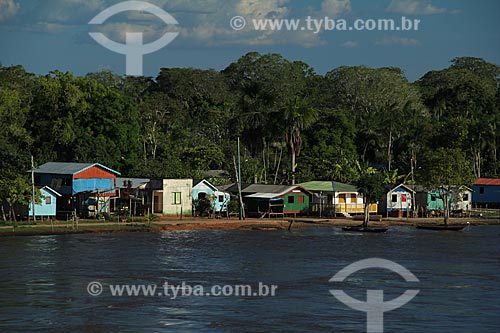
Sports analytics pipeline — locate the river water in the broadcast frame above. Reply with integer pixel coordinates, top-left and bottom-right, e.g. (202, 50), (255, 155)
(0, 225), (499, 332)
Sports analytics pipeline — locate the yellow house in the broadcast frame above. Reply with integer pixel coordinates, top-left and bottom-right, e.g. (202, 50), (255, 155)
(299, 181), (378, 216)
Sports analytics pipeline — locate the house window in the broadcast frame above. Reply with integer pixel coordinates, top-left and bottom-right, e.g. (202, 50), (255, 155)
(462, 193), (469, 201)
(431, 194), (436, 201)
(45, 196), (51, 205)
(172, 192), (181, 205)
(350, 194), (356, 203)
(479, 187), (484, 195)
(218, 195), (224, 203)
(288, 196), (295, 204)
(339, 194), (346, 203)
(298, 196), (304, 204)
(392, 194), (398, 202)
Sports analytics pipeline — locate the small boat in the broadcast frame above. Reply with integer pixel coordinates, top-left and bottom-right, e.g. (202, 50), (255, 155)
(416, 224), (466, 231)
(342, 226), (388, 233)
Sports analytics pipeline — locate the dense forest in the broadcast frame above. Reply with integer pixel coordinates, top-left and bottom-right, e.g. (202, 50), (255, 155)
(1, 53), (499, 207)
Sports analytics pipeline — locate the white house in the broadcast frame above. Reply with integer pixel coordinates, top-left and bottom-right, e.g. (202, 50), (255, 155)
(379, 184), (415, 216)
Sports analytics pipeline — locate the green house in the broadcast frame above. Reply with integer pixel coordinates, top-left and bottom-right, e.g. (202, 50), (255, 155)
(242, 184), (311, 217)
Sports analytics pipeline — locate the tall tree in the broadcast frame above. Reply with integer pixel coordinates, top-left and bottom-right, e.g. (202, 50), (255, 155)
(418, 148), (474, 225)
(356, 168), (385, 228)
(283, 96), (318, 184)
(323, 66), (426, 168)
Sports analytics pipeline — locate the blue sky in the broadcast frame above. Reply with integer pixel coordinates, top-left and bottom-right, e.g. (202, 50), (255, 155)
(0, 0), (499, 81)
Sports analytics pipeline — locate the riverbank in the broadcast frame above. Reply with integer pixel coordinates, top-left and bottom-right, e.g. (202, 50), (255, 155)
(0, 216), (498, 237)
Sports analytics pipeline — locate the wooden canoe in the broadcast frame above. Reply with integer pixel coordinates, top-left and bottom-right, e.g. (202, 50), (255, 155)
(416, 224), (466, 231)
(342, 226), (388, 233)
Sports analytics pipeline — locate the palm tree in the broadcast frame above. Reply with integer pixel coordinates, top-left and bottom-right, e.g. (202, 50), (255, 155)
(283, 96), (318, 184)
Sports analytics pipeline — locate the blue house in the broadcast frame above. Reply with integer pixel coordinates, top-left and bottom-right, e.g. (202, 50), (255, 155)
(192, 179), (230, 215)
(33, 162), (121, 217)
(473, 178), (500, 208)
(28, 186), (61, 218)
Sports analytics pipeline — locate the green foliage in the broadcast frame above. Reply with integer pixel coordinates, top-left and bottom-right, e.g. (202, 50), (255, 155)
(357, 172), (386, 204)
(0, 54), (498, 199)
(418, 147), (475, 224)
(356, 170), (386, 227)
(193, 198), (213, 217)
(419, 148), (474, 189)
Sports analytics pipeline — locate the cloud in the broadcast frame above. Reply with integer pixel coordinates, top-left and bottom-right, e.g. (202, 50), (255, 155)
(36, 0), (105, 24)
(0, 0), (20, 22)
(342, 40), (359, 48)
(6, 0), (352, 48)
(320, 0), (351, 18)
(386, 0), (454, 15)
(376, 36), (421, 46)
(172, 0), (339, 47)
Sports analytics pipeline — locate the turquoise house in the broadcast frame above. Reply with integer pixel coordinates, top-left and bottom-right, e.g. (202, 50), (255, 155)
(192, 179), (230, 215)
(28, 186), (61, 218)
(415, 186), (473, 215)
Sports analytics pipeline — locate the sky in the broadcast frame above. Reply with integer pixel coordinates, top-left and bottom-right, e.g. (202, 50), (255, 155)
(0, 0), (499, 81)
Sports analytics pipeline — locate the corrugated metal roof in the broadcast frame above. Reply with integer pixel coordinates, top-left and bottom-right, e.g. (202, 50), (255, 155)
(34, 162), (120, 176)
(193, 179), (218, 191)
(244, 185), (310, 199)
(299, 181), (358, 193)
(116, 177), (150, 189)
(242, 184), (295, 194)
(40, 186), (62, 197)
(474, 178), (500, 186)
(246, 193), (284, 199)
(387, 183), (415, 193)
(409, 185), (473, 192)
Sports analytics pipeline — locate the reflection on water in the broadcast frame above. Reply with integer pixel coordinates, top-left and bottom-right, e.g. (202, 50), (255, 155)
(0, 226), (499, 332)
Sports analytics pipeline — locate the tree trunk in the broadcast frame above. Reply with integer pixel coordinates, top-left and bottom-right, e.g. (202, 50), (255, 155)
(1, 204), (6, 222)
(291, 149), (296, 185)
(473, 150), (481, 179)
(387, 129), (392, 172)
(9, 205), (16, 223)
(443, 193), (449, 225)
(274, 145), (283, 185)
(363, 195), (370, 229)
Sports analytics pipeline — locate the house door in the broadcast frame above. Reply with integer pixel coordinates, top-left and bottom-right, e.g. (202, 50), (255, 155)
(153, 192), (163, 213)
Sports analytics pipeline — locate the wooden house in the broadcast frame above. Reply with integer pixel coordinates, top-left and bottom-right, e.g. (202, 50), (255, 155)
(379, 184), (415, 217)
(414, 185), (472, 216)
(472, 178), (500, 208)
(299, 181), (377, 216)
(192, 179), (230, 215)
(28, 186), (61, 219)
(33, 162), (120, 218)
(111, 177), (150, 216)
(3, 186), (61, 221)
(241, 184), (311, 217)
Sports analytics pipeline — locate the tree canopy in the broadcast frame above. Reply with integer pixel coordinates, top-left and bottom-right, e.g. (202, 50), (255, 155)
(0, 54), (498, 212)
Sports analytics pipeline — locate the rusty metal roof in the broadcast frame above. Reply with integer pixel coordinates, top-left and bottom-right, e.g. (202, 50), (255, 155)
(474, 178), (500, 186)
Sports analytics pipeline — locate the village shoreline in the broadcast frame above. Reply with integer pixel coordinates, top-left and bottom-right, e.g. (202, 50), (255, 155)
(1, 216), (498, 237)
